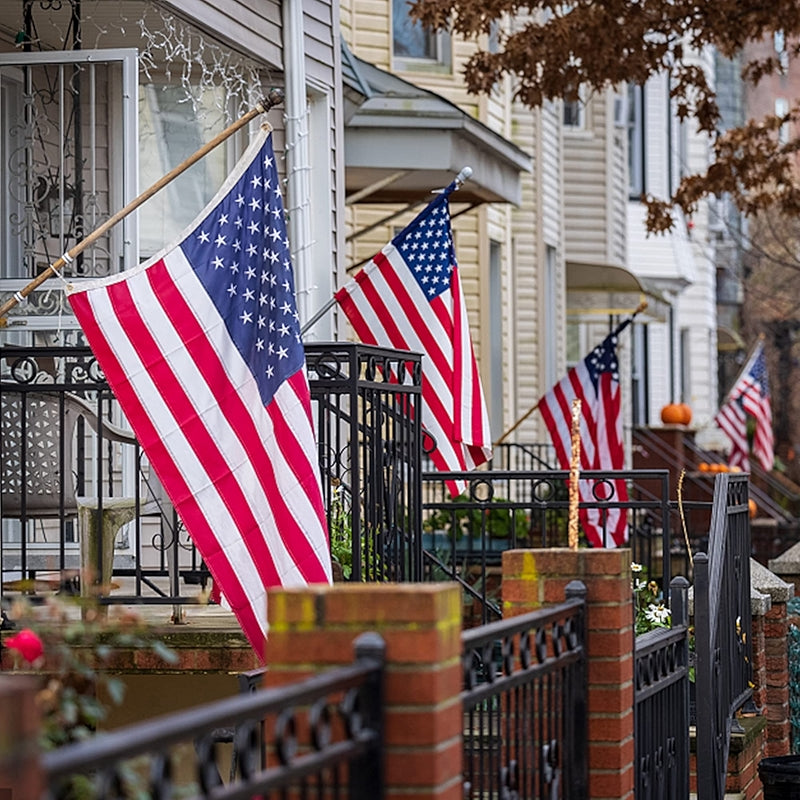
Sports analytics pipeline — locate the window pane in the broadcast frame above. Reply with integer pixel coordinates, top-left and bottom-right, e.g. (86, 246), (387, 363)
(392, 0), (437, 59)
(138, 85), (230, 259)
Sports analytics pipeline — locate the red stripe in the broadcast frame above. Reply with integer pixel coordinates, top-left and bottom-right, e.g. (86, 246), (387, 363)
(112, 271), (283, 586)
(150, 266), (329, 584)
(68, 288), (265, 657)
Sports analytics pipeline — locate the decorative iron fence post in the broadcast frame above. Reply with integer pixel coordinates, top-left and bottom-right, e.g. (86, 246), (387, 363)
(350, 631), (385, 799)
(565, 579), (589, 799)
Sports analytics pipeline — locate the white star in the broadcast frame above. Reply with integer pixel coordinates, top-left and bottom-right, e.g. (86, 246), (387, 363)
(270, 229), (281, 242)
(233, 240), (241, 252)
(258, 315), (266, 328)
(215, 234), (227, 248)
(227, 284), (237, 297)
(278, 346), (288, 359)
(218, 213), (229, 225)
(240, 310), (253, 324)
(235, 194), (245, 206)
(198, 230), (210, 243)
(280, 301), (292, 315)
(213, 256), (224, 269)
(234, 217), (243, 229)
(266, 364), (274, 378)
(249, 221), (260, 235)
(246, 266), (257, 280)
(259, 293), (268, 306)
(247, 244), (258, 258)
(256, 338), (264, 351)
(279, 323), (290, 337)
(249, 198), (262, 212)
(244, 288), (255, 302)
(251, 175), (263, 188)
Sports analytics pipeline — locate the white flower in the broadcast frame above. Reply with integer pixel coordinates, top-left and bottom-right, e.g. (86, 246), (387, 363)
(634, 578), (647, 592)
(644, 603), (671, 625)
(631, 562), (643, 573)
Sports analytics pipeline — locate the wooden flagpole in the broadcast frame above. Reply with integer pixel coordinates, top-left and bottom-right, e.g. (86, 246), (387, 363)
(0, 89), (285, 326)
(494, 299), (650, 446)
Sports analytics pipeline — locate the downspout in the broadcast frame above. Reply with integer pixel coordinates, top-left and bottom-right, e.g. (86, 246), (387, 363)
(283, 0), (313, 324)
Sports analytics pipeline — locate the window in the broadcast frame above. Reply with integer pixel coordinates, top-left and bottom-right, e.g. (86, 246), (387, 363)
(631, 323), (649, 425)
(488, 240), (504, 437)
(392, 0), (450, 67)
(627, 83), (645, 198)
(543, 245), (558, 388)
(776, 97), (790, 145)
(775, 30), (789, 71)
(563, 97), (585, 128)
(138, 84), (242, 259)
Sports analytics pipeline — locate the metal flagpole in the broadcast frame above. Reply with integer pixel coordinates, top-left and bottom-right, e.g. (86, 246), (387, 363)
(0, 89), (285, 326)
(494, 299), (650, 445)
(300, 166), (474, 336)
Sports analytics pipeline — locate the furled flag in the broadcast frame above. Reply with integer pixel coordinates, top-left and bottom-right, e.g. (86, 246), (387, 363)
(538, 321), (631, 547)
(716, 339), (774, 472)
(334, 181), (492, 495)
(67, 126), (332, 660)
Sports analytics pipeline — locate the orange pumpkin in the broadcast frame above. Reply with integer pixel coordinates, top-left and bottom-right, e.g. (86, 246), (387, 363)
(748, 499), (757, 518)
(661, 403), (690, 425)
(698, 462), (710, 472)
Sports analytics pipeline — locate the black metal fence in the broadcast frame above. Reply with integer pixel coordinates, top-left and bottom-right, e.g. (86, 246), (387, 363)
(422, 469), (675, 623)
(634, 576), (691, 800)
(305, 343), (423, 583)
(42, 632), (385, 800)
(0, 343), (425, 605)
(460, 580), (588, 799)
(693, 472), (754, 800)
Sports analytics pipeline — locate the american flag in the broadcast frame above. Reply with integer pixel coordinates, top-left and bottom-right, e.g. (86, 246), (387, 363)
(334, 183), (492, 495)
(716, 340), (774, 472)
(68, 128), (332, 660)
(538, 322), (630, 547)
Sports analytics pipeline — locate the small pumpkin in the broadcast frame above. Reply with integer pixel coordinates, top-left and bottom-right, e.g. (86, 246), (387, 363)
(748, 499), (757, 518)
(660, 402), (691, 425)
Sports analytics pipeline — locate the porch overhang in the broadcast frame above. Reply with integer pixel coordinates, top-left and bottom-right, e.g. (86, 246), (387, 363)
(566, 261), (671, 323)
(342, 47), (532, 206)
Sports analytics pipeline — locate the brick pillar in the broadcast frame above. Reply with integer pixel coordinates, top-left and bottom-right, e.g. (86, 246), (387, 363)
(266, 583), (463, 800)
(0, 676), (43, 800)
(502, 547), (634, 800)
(751, 560), (794, 757)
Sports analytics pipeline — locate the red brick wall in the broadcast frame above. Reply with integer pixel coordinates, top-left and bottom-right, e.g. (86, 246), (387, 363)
(0, 676), (42, 800)
(502, 547), (635, 800)
(266, 583), (464, 800)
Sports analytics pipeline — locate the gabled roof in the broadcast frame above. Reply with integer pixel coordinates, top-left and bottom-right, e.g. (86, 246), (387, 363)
(342, 43), (532, 206)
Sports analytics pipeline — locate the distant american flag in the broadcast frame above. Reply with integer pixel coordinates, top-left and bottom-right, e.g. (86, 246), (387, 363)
(538, 322), (630, 547)
(335, 183), (492, 495)
(68, 128), (332, 660)
(716, 340), (774, 472)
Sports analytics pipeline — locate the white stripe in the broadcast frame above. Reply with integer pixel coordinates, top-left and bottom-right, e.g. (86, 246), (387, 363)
(85, 283), (270, 636)
(151, 251), (329, 580)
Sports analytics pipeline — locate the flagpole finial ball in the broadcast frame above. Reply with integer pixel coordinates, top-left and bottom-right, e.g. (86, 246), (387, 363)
(456, 166), (473, 185)
(263, 89), (285, 111)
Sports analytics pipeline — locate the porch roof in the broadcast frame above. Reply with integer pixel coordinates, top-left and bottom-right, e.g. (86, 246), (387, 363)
(342, 45), (532, 206)
(566, 261), (672, 323)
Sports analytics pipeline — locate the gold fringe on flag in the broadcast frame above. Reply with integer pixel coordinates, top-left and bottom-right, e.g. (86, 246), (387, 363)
(568, 398), (581, 551)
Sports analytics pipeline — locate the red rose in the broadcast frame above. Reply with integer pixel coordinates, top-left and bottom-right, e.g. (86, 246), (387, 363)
(6, 629), (44, 663)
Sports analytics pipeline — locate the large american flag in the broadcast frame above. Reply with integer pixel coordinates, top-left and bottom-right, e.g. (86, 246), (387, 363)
(68, 128), (332, 660)
(716, 340), (774, 472)
(538, 322), (630, 547)
(334, 183), (492, 494)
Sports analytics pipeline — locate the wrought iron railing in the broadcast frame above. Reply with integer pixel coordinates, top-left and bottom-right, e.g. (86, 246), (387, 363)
(422, 469), (676, 623)
(693, 472), (754, 800)
(460, 580), (588, 799)
(634, 576), (690, 800)
(42, 632), (385, 799)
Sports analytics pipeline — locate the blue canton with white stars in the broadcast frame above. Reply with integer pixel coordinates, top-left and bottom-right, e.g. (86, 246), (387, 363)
(748, 348), (770, 397)
(586, 334), (620, 391)
(181, 136), (303, 408)
(391, 190), (456, 300)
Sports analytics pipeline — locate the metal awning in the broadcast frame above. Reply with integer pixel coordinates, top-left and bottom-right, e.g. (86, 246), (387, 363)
(566, 261), (671, 322)
(342, 44), (532, 206)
